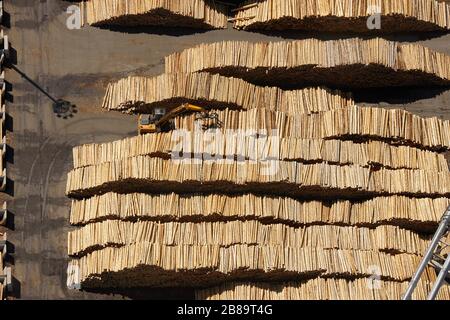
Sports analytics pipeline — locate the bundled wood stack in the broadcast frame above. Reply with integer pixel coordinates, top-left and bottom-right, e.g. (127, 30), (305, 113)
(66, 37), (450, 299)
(80, 0), (228, 29)
(68, 220), (431, 257)
(65, 156), (450, 199)
(71, 132), (449, 171)
(69, 193), (449, 232)
(170, 106), (450, 150)
(233, 0), (450, 33)
(68, 244), (427, 288)
(165, 39), (450, 89)
(102, 73), (354, 114)
(195, 279), (450, 300)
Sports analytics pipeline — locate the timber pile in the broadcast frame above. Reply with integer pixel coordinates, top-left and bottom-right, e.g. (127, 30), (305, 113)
(195, 279), (450, 300)
(71, 132), (449, 171)
(170, 106), (450, 151)
(80, 0), (228, 29)
(69, 193), (449, 232)
(102, 73), (354, 114)
(67, 244), (423, 288)
(67, 220), (430, 257)
(165, 39), (450, 89)
(66, 37), (450, 299)
(233, 0), (450, 33)
(65, 156), (450, 199)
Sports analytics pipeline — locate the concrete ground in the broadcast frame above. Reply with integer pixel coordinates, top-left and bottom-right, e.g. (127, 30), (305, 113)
(3, 0), (449, 299)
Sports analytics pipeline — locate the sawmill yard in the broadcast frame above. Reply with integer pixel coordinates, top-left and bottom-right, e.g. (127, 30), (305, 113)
(2, 0), (450, 300)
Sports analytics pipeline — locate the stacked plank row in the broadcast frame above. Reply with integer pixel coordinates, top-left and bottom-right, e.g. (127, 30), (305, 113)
(79, 0), (450, 34)
(66, 156), (450, 198)
(195, 278), (450, 300)
(68, 220), (431, 257)
(233, 0), (450, 32)
(71, 132), (449, 171)
(171, 106), (450, 150)
(69, 193), (449, 231)
(80, 0), (228, 29)
(68, 243), (431, 287)
(165, 39), (450, 89)
(101, 72), (354, 115)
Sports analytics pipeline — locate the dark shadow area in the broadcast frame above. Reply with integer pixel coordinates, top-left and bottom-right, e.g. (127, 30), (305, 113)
(4, 178), (13, 197)
(9, 276), (20, 299)
(354, 87), (450, 104)
(5, 209), (14, 231)
(5, 240), (14, 255)
(2, 11), (11, 29)
(4, 81), (13, 103)
(6, 46), (17, 67)
(83, 287), (195, 300)
(10, 65), (76, 118)
(95, 24), (212, 36)
(246, 29), (449, 42)
(10, 65), (58, 104)
(5, 113), (13, 133)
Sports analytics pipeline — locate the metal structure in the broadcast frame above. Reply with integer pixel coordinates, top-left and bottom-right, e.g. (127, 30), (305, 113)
(402, 205), (450, 300)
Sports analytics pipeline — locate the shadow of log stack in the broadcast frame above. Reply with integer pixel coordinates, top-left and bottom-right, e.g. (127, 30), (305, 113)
(66, 8), (450, 300)
(79, 0), (228, 29)
(232, 0), (450, 33)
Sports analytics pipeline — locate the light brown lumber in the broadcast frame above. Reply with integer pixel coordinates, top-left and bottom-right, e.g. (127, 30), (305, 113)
(67, 220), (429, 257)
(165, 39), (450, 89)
(169, 106), (450, 151)
(195, 278), (450, 300)
(65, 156), (450, 199)
(233, 0), (450, 32)
(80, 0), (228, 29)
(71, 132), (449, 171)
(69, 193), (450, 233)
(67, 243), (423, 288)
(102, 72), (354, 115)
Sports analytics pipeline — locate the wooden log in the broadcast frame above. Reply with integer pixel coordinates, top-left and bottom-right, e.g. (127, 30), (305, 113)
(68, 192), (449, 233)
(195, 278), (450, 300)
(81, 0), (228, 29)
(164, 39), (450, 89)
(233, 0), (450, 33)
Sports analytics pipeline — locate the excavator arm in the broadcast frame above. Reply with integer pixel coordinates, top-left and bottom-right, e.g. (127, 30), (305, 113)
(155, 104), (205, 128)
(139, 103), (211, 134)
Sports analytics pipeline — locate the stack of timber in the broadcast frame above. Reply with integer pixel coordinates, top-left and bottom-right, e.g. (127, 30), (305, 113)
(68, 220), (431, 257)
(195, 279), (450, 300)
(102, 73), (354, 115)
(69, 193), (450, 232)
(68, 244), (429, 288)
(71, 132), (449, 171)
(170, 106), (450, 151)
(165, 39), (450, 89)
(232, 0), (450, 33)
(66, 37), (450, 299)
(80, 0), (228, 29)
(65, 156), (450, 199)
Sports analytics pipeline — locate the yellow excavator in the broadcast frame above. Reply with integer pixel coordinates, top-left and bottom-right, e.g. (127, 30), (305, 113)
(138, 103), (222, 134)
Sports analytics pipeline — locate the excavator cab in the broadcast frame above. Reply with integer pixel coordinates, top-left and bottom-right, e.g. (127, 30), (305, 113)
(138, 108), (166, 134)
(138, 104), (222, 135)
